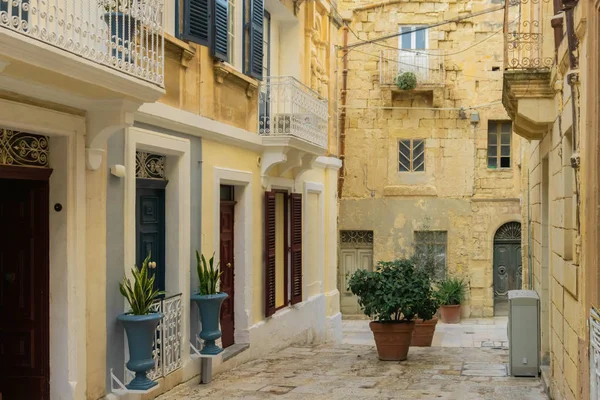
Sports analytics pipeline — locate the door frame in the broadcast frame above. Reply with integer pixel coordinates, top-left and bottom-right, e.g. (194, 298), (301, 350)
(219, 195), (236, 348)
(492, 221), (522, 310)
(0, 166), (52, 399)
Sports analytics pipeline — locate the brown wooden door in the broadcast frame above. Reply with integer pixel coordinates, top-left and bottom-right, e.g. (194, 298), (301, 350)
(0, 177), (50, 400)
(220, 201), (235, 348)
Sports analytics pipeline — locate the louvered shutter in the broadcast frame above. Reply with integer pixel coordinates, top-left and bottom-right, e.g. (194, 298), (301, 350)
(212, 0), (228, 61)
(182, 0), (211, 46)
(290, 193), (303, 305)
(264, 191), (277, 317)
(246, 0), (264, 80)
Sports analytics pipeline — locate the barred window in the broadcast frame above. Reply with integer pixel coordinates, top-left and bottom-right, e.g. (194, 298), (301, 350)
(414, 231), (447, 280)
(399, 139), (425, 172)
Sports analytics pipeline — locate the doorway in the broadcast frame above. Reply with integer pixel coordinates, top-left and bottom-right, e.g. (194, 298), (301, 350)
(0, 171), (51, 400)
(493, 221), (522, 315)
(220, 185), (235, 348)
(339, 230), (373, 316)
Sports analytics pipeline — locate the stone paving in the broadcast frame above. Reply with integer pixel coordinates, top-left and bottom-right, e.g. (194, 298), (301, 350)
(158, 318), (546, 400)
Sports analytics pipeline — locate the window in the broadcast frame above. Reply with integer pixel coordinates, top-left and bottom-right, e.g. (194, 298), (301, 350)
(264, 191), (303, 317)
(488, 121), (512, 169)
(398, 26), (428, 78)
(262, 11), (271, 79)
(399, 139), (425, 172)
(414, 231), (447, 281)
(227, 0), (236, 65)
(181, 0), (264, 79)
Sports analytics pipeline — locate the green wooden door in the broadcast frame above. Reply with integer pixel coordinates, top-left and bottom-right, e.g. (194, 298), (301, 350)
(493, 222), (522, 315)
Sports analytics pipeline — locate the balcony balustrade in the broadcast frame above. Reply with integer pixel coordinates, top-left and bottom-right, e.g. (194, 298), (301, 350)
(379, 49), (444, 87)
(0, 0), (164, 86)
(258, 76), (328, 150)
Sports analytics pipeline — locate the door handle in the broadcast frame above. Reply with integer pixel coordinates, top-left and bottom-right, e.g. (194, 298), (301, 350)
(226, 263), (232, 268)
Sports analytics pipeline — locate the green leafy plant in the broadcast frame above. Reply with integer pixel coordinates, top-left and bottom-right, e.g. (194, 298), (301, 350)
(195, 251), (224, 295)
(119, 253), (165, 315)
(396, 71), (418, 90)
(347, 258), (436, 322)
(435, 277), (467, 306)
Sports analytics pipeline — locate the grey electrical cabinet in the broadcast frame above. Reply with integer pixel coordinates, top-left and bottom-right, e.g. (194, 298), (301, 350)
(508, 290), (540, 377)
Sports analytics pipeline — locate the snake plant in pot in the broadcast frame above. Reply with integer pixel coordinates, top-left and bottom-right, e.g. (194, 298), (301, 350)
(436, 277), (468, 323)
(191, 251), (228, 355)
(118, 253), (165, 390)
(347, 259), (435, 361)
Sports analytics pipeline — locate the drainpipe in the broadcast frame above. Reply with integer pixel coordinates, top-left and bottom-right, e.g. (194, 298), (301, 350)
(337, 26), (348, 199)
(528, 169), (533, 290)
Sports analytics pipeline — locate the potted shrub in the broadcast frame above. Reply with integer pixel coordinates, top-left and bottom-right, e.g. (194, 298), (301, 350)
(396, 71), (418, 90)
(348, 259), (434, 361)
(411, 290), (440, 347)
(191, 251), (228, 355)
(99, 0), (137, 61)
(436, 277), (468, 324)
(117, 253), (165, 390)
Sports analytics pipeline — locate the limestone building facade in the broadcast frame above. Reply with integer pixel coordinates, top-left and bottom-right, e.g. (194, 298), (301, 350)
(337, 0), (524, 318)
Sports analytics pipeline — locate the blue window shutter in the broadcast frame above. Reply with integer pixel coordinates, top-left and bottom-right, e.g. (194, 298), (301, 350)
(212, 0), (229, 61)
(182, 0), (211, 47)
(246, 0), (264, 80)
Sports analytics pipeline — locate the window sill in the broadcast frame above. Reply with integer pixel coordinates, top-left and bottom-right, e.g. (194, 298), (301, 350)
(486, 168), (512, 172)
(164, 33), (196, 68)
(384, 185), (437, 197)
(213, 61), (258, 98)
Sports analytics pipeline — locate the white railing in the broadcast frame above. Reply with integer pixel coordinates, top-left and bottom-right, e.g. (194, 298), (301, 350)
(379, 49), (444, 86)
(258, 76), (329, 149)
(0, 0), (164, 86)
(591, 307), (600, 399)
(125, 293), (182, 383)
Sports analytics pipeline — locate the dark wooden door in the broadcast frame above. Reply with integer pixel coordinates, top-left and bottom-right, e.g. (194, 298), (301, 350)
(219, 201), (235, 348)
(0, 177), (50, 400)
(136, 179), (166, 292)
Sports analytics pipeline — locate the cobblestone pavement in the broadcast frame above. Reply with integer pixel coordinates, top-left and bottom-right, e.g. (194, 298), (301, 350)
(158, 344), (546, 400)
(344, 317), (510, 349)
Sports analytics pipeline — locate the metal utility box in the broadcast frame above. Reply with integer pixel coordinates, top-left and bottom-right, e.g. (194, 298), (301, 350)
(508, 290), (540, 377)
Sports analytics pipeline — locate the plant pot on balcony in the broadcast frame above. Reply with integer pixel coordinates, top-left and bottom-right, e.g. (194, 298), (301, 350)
(103, 12), (136, 62)
(191, 292), (228, 355)
(370, 321), (415, 361)
(411, 317), (438, 347)
(118, 312), (163, 391)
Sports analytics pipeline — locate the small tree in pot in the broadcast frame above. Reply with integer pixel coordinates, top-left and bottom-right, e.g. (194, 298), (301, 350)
(348, 259), (435, 361)
(118, 253), (165, 390)
(436, 277), (468, 323)
(191, 251), (228, 355)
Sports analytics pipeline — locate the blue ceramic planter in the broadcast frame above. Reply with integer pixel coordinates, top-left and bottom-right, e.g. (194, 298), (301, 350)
(102, 12), (136, 62)
(118, 312), (163, 391)
(191, 292), (228, 355)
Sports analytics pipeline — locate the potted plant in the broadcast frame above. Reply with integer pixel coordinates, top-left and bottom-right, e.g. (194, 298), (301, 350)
(396, 71), (418, 90)
(191, 251), (228, 355)
(347, 259), (434, 361)
(117, 253), (164, 390)
(436, 277), (468, 324)
(411, 290), (440, 347)
(99, 0), (137, 61)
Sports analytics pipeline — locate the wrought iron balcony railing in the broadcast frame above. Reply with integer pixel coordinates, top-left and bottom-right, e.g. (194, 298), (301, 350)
(0, 0), (164, 86)
(503, 0), (554, 70)
(379, 50), (444, 86)
(258, 76), (328, 149)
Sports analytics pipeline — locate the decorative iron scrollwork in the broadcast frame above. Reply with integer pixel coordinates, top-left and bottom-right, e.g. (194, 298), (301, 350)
(495, 221), (522, 241)
(0, 128), (49, 167)
(136, 151), (165, 179)
(340, 230), (374, 245)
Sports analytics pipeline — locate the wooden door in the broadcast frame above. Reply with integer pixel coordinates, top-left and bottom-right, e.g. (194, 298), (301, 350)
(493, 242), (522, 315)
(339, 248), (373, 316)
(0, 177), (50, 400)
(136, 179), (166, 292)
(219, 201), (235, 348)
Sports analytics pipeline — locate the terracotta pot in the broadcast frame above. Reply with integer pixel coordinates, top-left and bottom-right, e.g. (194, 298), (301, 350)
(369, 321), (415, 361)
(439, 305), (462, 324)
(411, 317), (439, 347)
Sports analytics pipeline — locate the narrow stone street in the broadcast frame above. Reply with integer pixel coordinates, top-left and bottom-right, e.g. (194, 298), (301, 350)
(158, 319), (546, 400)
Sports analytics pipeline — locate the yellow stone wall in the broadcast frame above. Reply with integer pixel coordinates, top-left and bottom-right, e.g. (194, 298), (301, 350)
(338, 0), (524, 317)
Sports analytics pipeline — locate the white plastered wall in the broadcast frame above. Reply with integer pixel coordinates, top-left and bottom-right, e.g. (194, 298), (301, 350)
(0, 99), (87, 400)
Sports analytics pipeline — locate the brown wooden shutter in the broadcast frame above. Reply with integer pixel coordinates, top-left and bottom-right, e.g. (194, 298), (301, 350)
(264, 191), (276, 317)
(290, 193), (303, 305)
